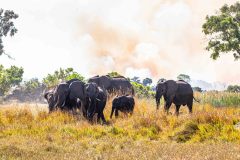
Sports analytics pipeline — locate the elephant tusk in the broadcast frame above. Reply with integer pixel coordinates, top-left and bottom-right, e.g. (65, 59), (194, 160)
(61, 100), (66, 107)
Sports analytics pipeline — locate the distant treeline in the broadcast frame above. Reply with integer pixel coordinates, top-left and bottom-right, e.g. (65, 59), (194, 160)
(0, 66), (239, 100)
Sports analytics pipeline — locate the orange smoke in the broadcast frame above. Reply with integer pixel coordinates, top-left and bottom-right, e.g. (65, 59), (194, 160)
(76, 0), (240, 83)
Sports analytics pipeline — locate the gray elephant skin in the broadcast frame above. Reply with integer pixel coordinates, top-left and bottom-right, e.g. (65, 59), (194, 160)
(44, 83), (69, 112)
(43, 88), (56, 112)
(44, 79), (86, 115)
(88, 75), (134, 95)
(155, 80), (197, 115)
(110, 95), (135, 118)
(68, 80), (87, 116)
(85, 82), (107, 123)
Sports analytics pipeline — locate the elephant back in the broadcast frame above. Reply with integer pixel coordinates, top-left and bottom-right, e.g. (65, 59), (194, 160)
(176, 81), (193, 95)
(69, 81), (86, 99)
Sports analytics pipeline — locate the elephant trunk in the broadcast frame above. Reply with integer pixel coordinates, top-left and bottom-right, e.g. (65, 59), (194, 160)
(87, 98), (97, 120)
(155, 92), (161, 110)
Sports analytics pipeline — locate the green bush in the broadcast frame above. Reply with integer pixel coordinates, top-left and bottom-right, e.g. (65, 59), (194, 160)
(131, 82), (155, 98)
(0, 65), (24, 95)
(42, 68), (85, 88)
(23, 78), (41, 92)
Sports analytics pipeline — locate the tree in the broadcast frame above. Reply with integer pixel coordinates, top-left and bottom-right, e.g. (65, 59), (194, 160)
(42, 68), (85, 88)
(192, 87), (203, 92)
(142, 78), (152, 86)
(131, 76), (141, 83)
(177, 74), (190, 83)
(0, 65), (24, 95)
(23, 78), (41, 92)
(227, 85), (240, 92)
(5, 66), (24, 85)
(0, 9), (18, 56)
(107, 71), (122, 77)
(202, 2), (240, 60)
(131, 81), (155, 98)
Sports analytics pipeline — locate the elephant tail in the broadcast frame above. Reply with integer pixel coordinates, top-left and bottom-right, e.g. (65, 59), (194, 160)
(193, 96), (200, 103)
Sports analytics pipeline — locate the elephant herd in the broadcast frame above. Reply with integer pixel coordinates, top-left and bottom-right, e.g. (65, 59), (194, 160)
(44, 76), (135, 123)
(44, 75), (198, 124)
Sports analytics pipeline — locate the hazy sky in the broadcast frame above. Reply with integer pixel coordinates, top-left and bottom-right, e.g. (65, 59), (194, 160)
(0, 0), (239, 84)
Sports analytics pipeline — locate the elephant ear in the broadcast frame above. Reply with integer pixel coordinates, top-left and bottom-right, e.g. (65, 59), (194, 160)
(43, 92), (49, 99)
(95, 84), (100, 95)
(165, 80), (178, 98)
(65, 87), (70, 96)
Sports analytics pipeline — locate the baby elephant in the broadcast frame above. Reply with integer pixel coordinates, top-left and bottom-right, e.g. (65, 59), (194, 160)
(110, 95), (135, 118)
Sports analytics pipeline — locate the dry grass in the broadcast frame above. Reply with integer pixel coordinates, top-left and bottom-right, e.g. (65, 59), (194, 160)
(0, 97), (239, 159)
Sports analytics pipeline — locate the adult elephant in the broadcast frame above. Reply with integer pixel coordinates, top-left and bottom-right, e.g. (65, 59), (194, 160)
(88, 75), (134, 95)
(155, 80), (197, 115)
(85, 82), (107, 124)
(43, 88), (55, 112)
(68, 80), (87, 116)
(44, 78), (86, 114)
(44, 83), (69, 112)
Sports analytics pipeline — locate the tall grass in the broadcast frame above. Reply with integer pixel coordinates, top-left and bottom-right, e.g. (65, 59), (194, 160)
(195, 91), (240, 107)
(0, 93), (239, 159)
(0, 99), (239, 143)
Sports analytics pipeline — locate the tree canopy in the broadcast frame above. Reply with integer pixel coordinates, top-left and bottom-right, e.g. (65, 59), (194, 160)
(0, 65), (24, 95)
(142, 78), (152, 86)
(227, 85), (240, 92)
(107, 71), (123, 77)
(192, 87), (203, 92)
(0, 9), (18, 56)
(131, 76), (141, 83)
(43, 68), (85, 88)
(177, 74), (191, 82)
(202, 2), (240, 60)
(23, 78), (41, 92)
(131, 81), (154, 98)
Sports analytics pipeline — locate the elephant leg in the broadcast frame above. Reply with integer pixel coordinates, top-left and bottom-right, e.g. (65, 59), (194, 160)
(115, 109), (119, 118)
(48, 109), (54, 114)
(100, 112), (107, 124)
(123, 112), (128, 118)
(97, 113), (101, 122)
(156, 98), (160, 110)
(67, 100), (74, 114)
(164, 102), (172, 114)
(81, 99), (87, 118)
(110, 107), (115, 119)
(72, 106), (78, 115)
(187, 102), (193, 114)
(130, 110), (133, 116)
(164, 101), (168, 112)
(175, 105), (181, 116)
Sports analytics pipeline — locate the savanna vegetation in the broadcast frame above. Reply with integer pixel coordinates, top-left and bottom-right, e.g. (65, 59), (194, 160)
(0, 1), (240, 159)
(0, 96), (239, 159)
(0, 67), (239, 159)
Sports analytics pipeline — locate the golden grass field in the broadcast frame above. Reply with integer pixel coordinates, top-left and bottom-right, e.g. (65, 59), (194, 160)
(0, 93), (240, 160)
